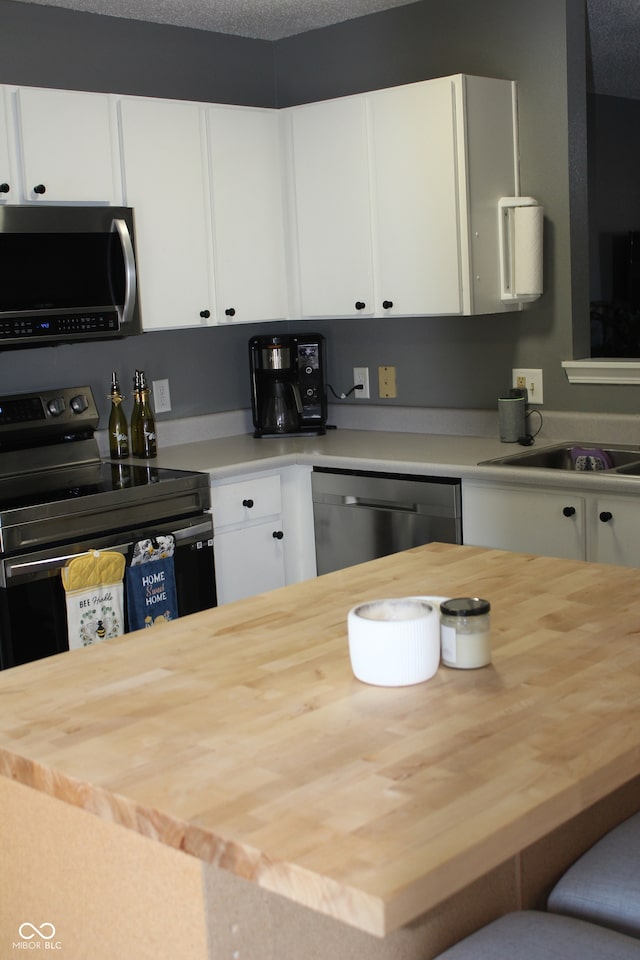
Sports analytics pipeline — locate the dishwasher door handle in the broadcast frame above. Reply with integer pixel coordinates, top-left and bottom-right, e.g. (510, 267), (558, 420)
(343, 495), (418, 512)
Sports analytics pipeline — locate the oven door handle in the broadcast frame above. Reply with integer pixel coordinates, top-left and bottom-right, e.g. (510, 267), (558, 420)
(112, 217), (137, 329)
(6, 543), (131, 579)
(3, 517), (213, 580)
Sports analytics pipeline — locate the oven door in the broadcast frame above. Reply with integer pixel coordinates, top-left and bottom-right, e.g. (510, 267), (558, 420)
(0, 514), (215, 670)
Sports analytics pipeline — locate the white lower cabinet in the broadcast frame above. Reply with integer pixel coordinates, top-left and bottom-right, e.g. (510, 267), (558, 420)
(590, 494), (640, 567)
(462, 482), (585, 561)
(463, 481), (640, 568)
(214, 522), (286, 605)
(211, 466), (316, 605)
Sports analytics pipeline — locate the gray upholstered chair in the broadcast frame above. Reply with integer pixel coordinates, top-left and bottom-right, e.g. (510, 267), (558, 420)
(431, 910), (640, 959)
(547, 811), (640, 938)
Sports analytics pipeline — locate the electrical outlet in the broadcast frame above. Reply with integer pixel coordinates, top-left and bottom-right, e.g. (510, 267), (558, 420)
(152, 378), (172, 413)
(379, 365), (397, 399)
(353, 367), (370, 399)
(512, 368), (543, 404)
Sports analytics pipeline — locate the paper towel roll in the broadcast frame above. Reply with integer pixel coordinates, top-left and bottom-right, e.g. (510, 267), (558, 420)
(347, 598), (440, 686)
(513, 204), (543, 298)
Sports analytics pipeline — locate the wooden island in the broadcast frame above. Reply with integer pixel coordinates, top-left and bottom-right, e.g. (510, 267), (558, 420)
(1, 543), (640, 959)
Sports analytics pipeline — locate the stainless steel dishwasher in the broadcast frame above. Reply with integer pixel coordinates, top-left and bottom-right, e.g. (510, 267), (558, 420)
(311, 467), (462, 575)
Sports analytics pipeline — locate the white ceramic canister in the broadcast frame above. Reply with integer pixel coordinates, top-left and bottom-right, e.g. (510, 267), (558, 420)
(440, 597), (491, 669)
(347, 598), (440, 686)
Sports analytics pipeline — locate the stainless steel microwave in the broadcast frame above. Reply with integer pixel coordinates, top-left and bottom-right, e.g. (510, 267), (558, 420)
(0, 205), (141, 347)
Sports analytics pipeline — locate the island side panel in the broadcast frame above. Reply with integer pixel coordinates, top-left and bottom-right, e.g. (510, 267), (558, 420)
(0, 777), (209, 960)
(519, 774), (640, 908)
(201, 857), (519, 960)
(202, 774), (640, 960)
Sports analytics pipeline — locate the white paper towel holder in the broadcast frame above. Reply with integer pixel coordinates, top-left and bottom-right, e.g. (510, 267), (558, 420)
(498, 196), (544, 303)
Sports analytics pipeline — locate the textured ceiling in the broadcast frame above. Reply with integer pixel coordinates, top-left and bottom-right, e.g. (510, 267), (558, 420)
(12, 0), (417, 40)
(10, 0), (640, 99)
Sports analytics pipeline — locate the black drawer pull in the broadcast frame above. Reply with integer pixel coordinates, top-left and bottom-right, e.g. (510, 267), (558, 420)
(272, 530), (284, 540)
(242, 498), (254, 508)
(599, 511), (613, 523)
(562, 506), (576, 517)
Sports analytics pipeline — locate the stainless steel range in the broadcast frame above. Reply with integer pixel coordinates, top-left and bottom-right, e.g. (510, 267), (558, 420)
(0, 385), (215, 669)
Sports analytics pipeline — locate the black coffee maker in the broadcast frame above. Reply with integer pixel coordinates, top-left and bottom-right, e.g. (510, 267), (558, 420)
(249, 334), (327, 438)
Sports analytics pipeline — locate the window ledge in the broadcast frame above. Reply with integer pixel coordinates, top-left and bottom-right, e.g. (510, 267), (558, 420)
(562, 359), (640, 384)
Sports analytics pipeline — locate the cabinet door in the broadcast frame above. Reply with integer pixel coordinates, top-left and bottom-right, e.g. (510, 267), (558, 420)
(119, 97), (213, 331)
(16, 87), (119, 203)
(591, 495), (640, 568)
(370, 78), (462, 316)
(289, 96), (374, 318)
(462, 483), (585, 561)
(214, 523), (286, 605)
(211, 474), (281, 528)
(0, 89), (15, 202)
(207, 105), (288, 324)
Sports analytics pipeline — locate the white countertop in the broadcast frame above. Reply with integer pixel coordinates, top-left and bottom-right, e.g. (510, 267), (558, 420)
(145, 428), (640, 495)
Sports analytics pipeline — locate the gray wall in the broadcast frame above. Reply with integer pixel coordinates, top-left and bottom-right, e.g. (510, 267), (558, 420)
(0, 0), (621, 428)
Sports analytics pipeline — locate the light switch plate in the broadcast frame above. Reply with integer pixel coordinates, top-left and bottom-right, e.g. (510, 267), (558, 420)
(512, 368), (543, 404)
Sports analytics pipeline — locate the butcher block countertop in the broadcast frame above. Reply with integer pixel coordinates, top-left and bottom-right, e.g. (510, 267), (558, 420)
(1, 543), (640, 937)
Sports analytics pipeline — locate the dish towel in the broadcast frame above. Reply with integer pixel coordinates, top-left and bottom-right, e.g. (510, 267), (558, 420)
(126, 535), (178, 631)
(61, 550), (126, 650)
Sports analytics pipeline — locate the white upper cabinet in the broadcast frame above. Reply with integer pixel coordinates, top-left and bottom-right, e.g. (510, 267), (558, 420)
(0, 75), (521, 327)
(15, 86), (121, 203)
(207, 105), (288, 324)
(286, 95), (375, 319)
(287, 75), (518, 319)
(119, 97), (214, 331)
(0, 89), (16, 202)
(369, 78), (462, 316)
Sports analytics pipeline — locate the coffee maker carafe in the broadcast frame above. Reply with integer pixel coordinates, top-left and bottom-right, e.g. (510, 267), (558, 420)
(249, 334), (327, 438)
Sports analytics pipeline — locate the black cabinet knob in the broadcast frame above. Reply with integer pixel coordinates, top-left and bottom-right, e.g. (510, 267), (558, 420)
(200, 309), (210, 319)
(225, 307), (236, 317)
(382, 300), (394, 309)
(355, 301), (366, 311)
(242, 498), (254, 508)
(272, 530), (284, 540)
(33, 184), (46, 195)
(0, 183), (9, 194)
(562, 506), (576, 517)
(599, 511), (613, 523)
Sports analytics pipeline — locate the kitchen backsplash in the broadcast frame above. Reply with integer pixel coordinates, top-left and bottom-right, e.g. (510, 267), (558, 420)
(95, 405), (640, 456)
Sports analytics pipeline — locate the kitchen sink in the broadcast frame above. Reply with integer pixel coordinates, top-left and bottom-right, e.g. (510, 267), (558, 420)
(611, 461), (640, 476)
(481, 442), (640, 472)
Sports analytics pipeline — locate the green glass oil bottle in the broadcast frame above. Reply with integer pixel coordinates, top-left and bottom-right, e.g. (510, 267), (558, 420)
(130, 370), (143, 457)
(137, 370), (157, 459)
(108, 371), (129, 460)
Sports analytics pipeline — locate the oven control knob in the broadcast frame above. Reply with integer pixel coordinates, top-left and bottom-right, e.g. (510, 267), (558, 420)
(70, 394), (89, 413)
(47, 396), (66, 417)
